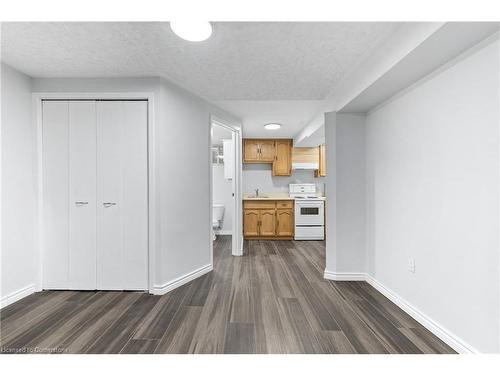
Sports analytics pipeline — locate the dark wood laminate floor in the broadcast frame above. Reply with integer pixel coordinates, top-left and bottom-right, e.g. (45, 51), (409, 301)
(0, 236), (455, 354)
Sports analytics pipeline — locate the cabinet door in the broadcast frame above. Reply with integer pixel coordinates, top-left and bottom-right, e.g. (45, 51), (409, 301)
(276, 209), (294, 237)
(273, 139), (292, 176)
(318, 143), (326, 177)
(259, 140), (276, 162)
(259, 209), (276, 236)
(243, 139), (260, 162)
(243, 209), (260, 237)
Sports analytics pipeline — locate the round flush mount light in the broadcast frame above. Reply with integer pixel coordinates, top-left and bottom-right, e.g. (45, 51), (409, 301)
(264, 123), (282, 130)
(170, 21), (212, 42)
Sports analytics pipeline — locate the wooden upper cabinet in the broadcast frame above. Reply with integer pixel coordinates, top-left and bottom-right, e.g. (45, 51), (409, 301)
(243, 209), (259, 237)
(243, 139), (292, 176)
(243, 139), (275, 163)
(273, 139), (292, 176)
(315, 143), (326, 177)
(259, 209), (276, 236)
(243, 139), (261, 162)
(276, 209), (293, 237)
(259, 140), (276, 162)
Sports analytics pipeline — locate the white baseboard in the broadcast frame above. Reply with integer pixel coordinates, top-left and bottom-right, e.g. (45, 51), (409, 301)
(323, 270), (366, 281)
(152, 264), (213, 295)
(1, 284), (36, 308)
(364, 274), (478, 354)
(215, 229), (232, 236)
(323, 269), (477, 353)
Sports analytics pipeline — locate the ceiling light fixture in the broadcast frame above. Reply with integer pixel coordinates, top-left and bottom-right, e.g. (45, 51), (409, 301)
(264, 123), (282, 130)
(170, 21), (212, 42)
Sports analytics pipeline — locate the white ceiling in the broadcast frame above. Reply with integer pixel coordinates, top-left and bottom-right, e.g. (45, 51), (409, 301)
(340, 22), (500, 113)
(296, 125), (325, 147)
(1, 22), (401, 101)
(215, 100), (323, 138)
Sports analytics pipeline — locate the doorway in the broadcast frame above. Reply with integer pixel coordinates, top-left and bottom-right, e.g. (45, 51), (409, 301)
(210, 117), (242, 259)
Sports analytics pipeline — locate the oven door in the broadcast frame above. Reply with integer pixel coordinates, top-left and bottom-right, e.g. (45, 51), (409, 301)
(294, 200), (324, 226)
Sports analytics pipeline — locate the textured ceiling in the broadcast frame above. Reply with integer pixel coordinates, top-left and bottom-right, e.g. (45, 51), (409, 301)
(215, 100), (324, 138)
(1, 22), (401, 100)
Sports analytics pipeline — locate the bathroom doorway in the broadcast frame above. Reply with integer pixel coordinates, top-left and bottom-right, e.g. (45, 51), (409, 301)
(210, 117), (242, 261)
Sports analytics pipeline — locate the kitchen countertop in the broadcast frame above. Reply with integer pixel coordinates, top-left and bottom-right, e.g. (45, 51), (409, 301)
(243, 193), (293, 200)
(243, 193), (325, 201)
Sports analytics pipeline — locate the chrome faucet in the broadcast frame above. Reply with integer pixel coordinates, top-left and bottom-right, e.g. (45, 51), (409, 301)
(254, 188), (259, 197)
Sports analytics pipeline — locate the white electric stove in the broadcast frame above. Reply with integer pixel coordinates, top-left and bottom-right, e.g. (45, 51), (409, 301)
(289, 184), (325, 240)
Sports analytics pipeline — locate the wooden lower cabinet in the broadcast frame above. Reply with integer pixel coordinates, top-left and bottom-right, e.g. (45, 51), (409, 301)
(243, 200), (294, 240)
(276, 209), (294, 237)
(243, 209), (259, 237)
(259, 209), (276, 236)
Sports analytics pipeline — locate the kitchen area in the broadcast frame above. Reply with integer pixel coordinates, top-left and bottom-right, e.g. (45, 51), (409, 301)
(242, 138), (326, 241)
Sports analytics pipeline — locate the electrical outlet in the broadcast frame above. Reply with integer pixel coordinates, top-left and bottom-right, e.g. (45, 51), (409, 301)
(409, 258), (416, 273)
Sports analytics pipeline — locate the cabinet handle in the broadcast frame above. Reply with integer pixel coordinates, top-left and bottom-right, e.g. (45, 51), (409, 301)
(75, 201), (88, 206)
(103, 202), (117, 208)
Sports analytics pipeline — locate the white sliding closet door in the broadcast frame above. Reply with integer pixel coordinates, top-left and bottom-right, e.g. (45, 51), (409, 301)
(42, 99), (148, 291)
(42, 101), (70, 288)
(96, 101), (148, 290)
(68, 101), (97, 289)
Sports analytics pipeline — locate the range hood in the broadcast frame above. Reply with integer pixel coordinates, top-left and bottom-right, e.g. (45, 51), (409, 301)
(292, 162), (319, 170)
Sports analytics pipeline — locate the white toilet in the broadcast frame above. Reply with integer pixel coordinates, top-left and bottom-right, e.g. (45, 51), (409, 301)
(212, 204), (225, 240)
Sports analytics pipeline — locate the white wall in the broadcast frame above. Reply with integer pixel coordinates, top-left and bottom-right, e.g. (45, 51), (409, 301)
(365, 39), (499, 353)
(31, 76), (241, 291)
(324, 113), (366, 275)
(243, 164), (325, 194)
(334, 114), (366, 273)
(212, 165), (233, 233)
(1, 63), (35, 305)
(156, 78), (240, 283)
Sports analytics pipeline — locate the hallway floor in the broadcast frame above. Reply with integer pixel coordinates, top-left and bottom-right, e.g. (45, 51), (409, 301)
(0, 236), (455, 354)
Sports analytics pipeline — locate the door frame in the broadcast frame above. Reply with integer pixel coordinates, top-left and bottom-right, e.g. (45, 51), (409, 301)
(209, 115), (243, 258)
(32, 92), (156, 293)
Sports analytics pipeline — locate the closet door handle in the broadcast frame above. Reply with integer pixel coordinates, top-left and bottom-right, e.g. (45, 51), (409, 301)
(103, 202), (117, 208)
(75, 201), (88, 206)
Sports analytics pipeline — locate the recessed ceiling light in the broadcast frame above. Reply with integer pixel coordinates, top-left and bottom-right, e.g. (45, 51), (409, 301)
(170, 21), (212, 42)
(264, 123), (281, 130)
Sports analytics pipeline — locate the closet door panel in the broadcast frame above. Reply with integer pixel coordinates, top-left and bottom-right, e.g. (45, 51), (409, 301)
(68, 101), (97, 289)
(121, 101), (148, 289)
(42, 101), (69, 289)
(96, 101), (124, 290)
(96, 101), (148, 290)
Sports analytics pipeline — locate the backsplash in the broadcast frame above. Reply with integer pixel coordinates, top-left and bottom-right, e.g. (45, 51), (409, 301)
(243, 163), (325, 194)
